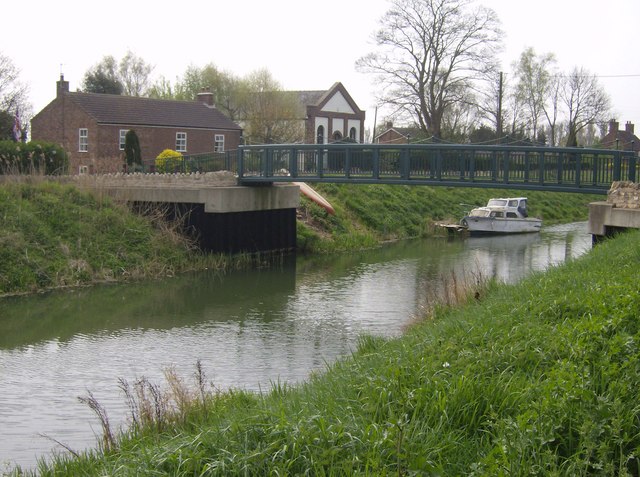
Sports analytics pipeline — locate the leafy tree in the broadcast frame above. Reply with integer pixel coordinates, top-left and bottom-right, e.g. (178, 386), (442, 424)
(356, 0), (502, 140)
(82, 56), (123, 94)
(239, 69), (303, 144)
(512, 48), (557, 144)
(119, 50), (153, 96)
(561, 67), (610, 147)
(124, 130), (142, 170)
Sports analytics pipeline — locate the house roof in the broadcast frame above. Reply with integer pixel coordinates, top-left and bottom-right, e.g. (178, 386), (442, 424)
(288, 82), (364, 119)
(65, 92), (242, 131)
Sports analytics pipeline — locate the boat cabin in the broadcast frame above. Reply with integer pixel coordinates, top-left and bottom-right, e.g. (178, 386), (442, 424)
(469, 197), (529, 219)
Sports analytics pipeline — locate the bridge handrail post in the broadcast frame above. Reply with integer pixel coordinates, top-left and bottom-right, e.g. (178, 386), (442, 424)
(613, 151), (622, 181)
(628, 152), (637, 182)
(503, 149), (510, 184)
(372, 147), (380, 179)
(491, 151), (498, 182)
(238, 147), (245, 179)
(538, 151), (545, 185)
(556, 151), (562, 184)
(469, 150), (475, 181)
(524, 151), (530, 183)
(400, 146), (410, 180)
(436, 148), (443, 180)
(345, 147), (351, 179)
(574, 151), (582, 188)
(290, 146), (298, 178)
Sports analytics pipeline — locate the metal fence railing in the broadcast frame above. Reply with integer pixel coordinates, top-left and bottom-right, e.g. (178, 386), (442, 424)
(237, 143), (638, 194)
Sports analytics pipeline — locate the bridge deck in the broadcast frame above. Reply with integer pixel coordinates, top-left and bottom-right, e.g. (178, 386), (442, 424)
(237, 143), (637, 194)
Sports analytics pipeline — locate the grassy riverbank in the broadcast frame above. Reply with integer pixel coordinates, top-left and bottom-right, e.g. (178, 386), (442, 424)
(1, 178), (600, 295)
(25, 229), (639, 475)
(0, 180), (250, 296)
(297, 184), (601, 252)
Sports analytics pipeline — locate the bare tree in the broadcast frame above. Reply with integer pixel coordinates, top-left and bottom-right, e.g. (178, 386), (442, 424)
(0, 52), (30, 140)
(561, 67), (610, 147)
(512, 48), (557, 143)
(119, 50), (154, 96)
(356, 0), (502, 140)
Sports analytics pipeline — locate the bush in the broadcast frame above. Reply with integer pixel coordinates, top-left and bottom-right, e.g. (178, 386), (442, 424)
(155, 149), (187, 173)
(0, 140), (68, 174)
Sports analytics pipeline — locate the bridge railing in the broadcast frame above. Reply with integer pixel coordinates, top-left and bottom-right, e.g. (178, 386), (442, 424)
(238, 143), (638, 193)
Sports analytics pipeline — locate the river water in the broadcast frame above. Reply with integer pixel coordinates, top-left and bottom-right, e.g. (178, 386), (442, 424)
(0, 222), (591, 471)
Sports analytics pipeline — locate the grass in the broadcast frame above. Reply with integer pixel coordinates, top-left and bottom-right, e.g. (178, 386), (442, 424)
(0, 180), (279, 296)
(17, 230), (640, 476)
(296, 183), (602, 252)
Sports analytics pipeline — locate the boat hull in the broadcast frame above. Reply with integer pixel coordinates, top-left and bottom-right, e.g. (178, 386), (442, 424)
(461, 216), (542, 235)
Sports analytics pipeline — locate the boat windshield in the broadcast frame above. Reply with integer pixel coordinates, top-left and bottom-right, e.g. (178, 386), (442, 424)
(487, 199), (508, 207)
(469, 208), (491, 217)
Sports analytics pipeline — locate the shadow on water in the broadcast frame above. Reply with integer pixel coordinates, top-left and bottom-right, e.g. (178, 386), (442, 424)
(0, 264), (298, 350)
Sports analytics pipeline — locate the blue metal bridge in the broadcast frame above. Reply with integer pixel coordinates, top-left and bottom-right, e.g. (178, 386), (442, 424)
(235, 143), (638, 194)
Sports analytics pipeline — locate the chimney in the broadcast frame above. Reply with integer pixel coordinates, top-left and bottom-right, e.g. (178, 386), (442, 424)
(197, 88), (214, 107)
(57, 74), (69, 97)
(625, 121), (634, 135)
(386, 121), (393, 129)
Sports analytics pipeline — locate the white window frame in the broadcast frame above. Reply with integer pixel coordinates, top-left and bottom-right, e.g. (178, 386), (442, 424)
(78, 165), (89, 175)
(119, 129), (128, 151)
(176, 132), (187, 152)
(214, 134), (225, 152)
(79, 128), (88, 152)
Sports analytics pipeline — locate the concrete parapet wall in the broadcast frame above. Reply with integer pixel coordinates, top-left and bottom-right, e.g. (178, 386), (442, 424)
(69, 172), (300, 213)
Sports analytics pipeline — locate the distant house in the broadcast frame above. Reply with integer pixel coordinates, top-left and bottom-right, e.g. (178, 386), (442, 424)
(601, 120), (640, 153)
(293, 82), (366, 144)
(31, 75), (243, 174)
(375, 122), (423, 144)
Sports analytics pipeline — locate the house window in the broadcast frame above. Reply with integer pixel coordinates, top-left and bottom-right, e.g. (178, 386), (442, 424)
(214, 134), (225, 152)
(79, 128), (88, 152)
(119, 130), (128, 150)
(176, 132), (187, 152)
(349, 127), (357, 141)
(79, 165), (89, 175)
(316, 126), (324, 144)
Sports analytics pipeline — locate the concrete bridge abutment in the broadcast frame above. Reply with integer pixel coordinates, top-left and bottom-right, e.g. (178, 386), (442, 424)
(77, 172), (300, 254)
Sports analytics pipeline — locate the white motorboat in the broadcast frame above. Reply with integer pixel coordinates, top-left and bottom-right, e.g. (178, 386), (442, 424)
(460, 197), (542, 235)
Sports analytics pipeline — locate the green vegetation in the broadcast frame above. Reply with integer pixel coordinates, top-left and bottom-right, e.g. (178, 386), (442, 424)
(297, 183), (601, 252)
(26, 229), (640, 476)
(0, 179), (601, 294)
(155, 149), (186, 173)
(0, 180), (248, 296)
(0, 140), (68, 174)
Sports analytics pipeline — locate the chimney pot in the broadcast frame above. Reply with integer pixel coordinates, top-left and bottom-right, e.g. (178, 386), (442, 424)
(625, 121), (634, 134)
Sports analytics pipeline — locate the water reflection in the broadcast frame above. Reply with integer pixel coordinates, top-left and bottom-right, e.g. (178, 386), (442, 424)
(0, 222), (591, 470)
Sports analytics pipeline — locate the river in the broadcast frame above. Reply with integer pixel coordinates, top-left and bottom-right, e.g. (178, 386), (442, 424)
(0, 222), (590, 472)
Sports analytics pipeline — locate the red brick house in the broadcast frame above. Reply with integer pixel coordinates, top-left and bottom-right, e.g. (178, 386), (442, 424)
(31, 75), (243, 174)
(295, 82), (366, 144)
(374, 122), (423, 144)
(601, 120), (640, 153)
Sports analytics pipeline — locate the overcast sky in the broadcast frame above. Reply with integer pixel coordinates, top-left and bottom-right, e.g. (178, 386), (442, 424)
(6, 0), (640, 134)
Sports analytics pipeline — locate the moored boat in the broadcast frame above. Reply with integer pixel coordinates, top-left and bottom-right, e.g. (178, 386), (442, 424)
(460, 197), (542, 235)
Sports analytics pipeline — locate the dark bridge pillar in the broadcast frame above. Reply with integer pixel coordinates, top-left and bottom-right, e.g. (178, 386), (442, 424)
(185, 205), (297, 253)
